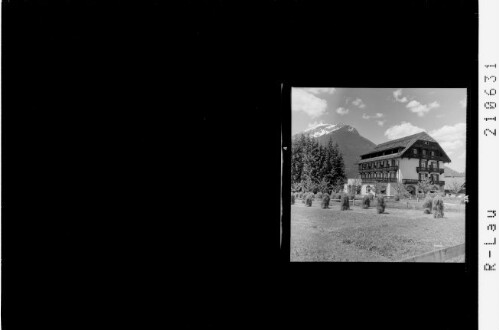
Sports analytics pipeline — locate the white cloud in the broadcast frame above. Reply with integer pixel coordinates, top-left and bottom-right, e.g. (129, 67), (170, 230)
(362, 112), (383, 120)
(384, 122), (425, 140)
(406, 100), (440, 117)
(460, 98), (467, 107)
(352, 98), (366, 109)
(303, 88), (336, 95)
(336, 107), (350, 115)
(393, 89), (408, 103)
(428, 123), (466, 171)
(292, 88), (328, 118)
(429, 123), (466, 152)
(377, 120), (386, 126)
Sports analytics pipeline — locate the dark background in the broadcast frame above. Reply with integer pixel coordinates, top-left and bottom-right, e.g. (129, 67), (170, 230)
(2, 0), (478, 329)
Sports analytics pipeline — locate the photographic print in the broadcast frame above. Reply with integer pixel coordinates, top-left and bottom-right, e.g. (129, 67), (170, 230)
(290, 88), (466, 262)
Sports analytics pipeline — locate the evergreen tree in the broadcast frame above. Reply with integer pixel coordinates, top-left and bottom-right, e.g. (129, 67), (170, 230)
(332, 142), (346, 183)
(291, 134), (306, 185)
(309, 137), (321, 184)
(290, 134), (347, 194)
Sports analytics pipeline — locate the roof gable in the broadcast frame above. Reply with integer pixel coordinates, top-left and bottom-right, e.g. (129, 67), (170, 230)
(373, 132), (436, 152)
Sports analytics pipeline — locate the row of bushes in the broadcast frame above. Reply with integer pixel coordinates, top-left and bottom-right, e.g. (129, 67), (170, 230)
(361, 195), (385, 213)
(292, 192), (365, 201)
(422, 195), (445, 218)
(291, 192), (385, 213)
(292, 192), (446, 218)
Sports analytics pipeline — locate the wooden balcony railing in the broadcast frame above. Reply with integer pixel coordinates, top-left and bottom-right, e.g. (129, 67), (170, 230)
(359, 165), (399, 173)
(361, 178), (398, 183)
(402, 179), (445, 186)
(416, 167), (444, 174)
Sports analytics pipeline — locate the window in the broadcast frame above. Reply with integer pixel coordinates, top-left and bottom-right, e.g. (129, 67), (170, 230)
(413, 148), (417, 155)
(422, 149), (427, 156)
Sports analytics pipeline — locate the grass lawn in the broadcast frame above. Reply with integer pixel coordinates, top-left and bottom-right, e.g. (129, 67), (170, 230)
(291, 199), (465, 262)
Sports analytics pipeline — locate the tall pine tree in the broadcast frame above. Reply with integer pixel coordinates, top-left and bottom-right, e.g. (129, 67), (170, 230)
(291, 134), (346, 193)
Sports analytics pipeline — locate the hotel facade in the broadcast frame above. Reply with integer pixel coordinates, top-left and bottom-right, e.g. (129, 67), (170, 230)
(353, 132), (451, 196)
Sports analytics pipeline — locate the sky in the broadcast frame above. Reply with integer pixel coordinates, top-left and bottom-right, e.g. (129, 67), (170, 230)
(292, 88), (467, 172)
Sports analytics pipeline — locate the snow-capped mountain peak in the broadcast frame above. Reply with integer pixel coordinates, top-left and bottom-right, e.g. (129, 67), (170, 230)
(303, 123), (357, 138)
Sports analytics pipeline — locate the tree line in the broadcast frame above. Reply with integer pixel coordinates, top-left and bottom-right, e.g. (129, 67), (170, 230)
(291, 134), (346, 194)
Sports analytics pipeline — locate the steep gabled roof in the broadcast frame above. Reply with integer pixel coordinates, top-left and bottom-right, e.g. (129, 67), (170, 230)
(359, 131), (451, 163)
(373, 131), (437, 152)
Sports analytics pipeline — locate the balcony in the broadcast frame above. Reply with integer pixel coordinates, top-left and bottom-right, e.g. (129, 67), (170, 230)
(416, 166), (444, 174)
(402, 179), (445, 186)
(359, 165), (398, 173)
(362, 178), (398, 183)
(415, 152), (441, 160)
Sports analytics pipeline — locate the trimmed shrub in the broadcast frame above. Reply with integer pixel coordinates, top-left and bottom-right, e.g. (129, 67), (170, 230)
(394, 195), (400, 201)
(316, 192), (323, 199)
(422, 197), (433, 213)
(291, 194), (295, 205)
(302, 193), (307, 204)
(433, 196), (444, 218)
(305, 194), (313, 207)
(377, 196), (385, 214)
(341, 195), (350, 211)
(362, 195), (370, 209)
(321, 194), (330, 209)
(423, 208), (431, 214)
